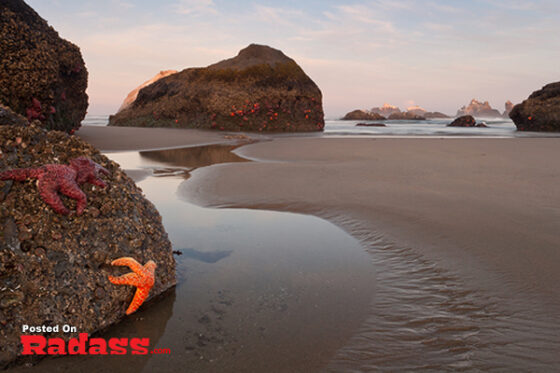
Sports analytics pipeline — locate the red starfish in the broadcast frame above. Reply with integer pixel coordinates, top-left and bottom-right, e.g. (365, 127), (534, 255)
(108, 257), (157, 315)
(0, 157), (109, 215)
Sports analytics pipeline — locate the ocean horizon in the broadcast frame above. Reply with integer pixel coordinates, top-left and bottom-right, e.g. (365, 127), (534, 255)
(82, 115), (560, 138)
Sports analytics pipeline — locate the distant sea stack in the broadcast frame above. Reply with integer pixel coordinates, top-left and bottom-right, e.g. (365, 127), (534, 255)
(503, 100), (514, 118)
(509, 82), (560, 132)
(424, 112), (450, 119)
(388, 112), (426, 120)
(109, 44), (324, 132)
(342, 110), (385, 120)
(118, 70), (177, 112)
(456, 99), (501, 118)
(370, 103), (400, 117)
(0, 0), (88, 132)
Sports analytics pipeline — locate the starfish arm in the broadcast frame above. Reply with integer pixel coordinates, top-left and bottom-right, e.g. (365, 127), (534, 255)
(88, 176), (107, 188)
(126, 286), (150, 315)
(108, 272), (141, 286)
(111, 257), (144, 274)
(37, 178), (70, 215)
(58, 180), (87, 215)
(0, 168), (41, 181)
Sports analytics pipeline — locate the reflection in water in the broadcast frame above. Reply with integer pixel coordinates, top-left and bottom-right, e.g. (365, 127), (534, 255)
(180, 248), (232, 263)
(140, 145), (249, 170)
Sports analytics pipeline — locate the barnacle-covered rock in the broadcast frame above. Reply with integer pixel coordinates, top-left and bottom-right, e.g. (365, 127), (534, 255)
(0, 0), (88, 132)
(109, 44), (324, 132)
(0, 122), (175, 368)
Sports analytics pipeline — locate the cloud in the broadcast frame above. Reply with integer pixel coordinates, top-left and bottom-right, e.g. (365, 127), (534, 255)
(172, 0), (216, 16)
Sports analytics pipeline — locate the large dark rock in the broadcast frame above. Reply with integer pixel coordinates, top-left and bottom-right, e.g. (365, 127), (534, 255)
(0, 0), (88, 132)
(109, 44), (324, 132)
(0, 119), (175, 368)
(342, 110), (385, 120)
(509, 82), (560, 132)
(447, 115), (487, 127)
(456, 99), (501, 118)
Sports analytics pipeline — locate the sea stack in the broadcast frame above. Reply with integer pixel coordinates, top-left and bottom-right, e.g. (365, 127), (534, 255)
(342, 110), (385, 120)
(456, 99), (501, 118)
(0, 0), (88, 132)
(509, 82), (560, 132)
(109, 44), (324, 132)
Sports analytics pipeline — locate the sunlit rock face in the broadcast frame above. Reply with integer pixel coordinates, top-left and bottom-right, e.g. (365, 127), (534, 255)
(118, 70), (178, 113)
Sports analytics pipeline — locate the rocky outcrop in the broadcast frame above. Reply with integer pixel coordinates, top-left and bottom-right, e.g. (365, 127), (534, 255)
(342, 110), (385, 120)
(0, 119), (175, 368)
(118, 70), (177, 113)
(456, 99), (501, 118)
(370, 103), (401, 117)
(406, 105), (426, 116)
(509, 82), (560, 131)
(0, 0), (88, 132)
(388, 112), (426, 120)
(447, 115), (487, 127)
(356, 122), (385, 127)
(424, 111), (450, 119)
(503, 100), (513, 118)
(109, 44), (324, 132)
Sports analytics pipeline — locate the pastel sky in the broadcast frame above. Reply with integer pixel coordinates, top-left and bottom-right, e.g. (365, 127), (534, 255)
(27, 0), (560, 118)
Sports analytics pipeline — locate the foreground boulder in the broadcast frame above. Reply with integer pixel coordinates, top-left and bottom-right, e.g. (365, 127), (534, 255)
(109, 44), (324, 132)
(447, 115), (487, 127)
(0, 117), (175, 368)
(457, 99), (501, 118)
(509, 82), (560, 132)
(0, 0), (88, 132)
(342, 110), (385, 120)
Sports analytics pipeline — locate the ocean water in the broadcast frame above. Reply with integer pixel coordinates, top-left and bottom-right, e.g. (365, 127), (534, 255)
(82, 115), (560, 138)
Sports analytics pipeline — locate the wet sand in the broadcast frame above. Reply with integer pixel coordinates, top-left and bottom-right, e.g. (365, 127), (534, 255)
(181, 137), (560, 301)
(76, 125), (254, 152)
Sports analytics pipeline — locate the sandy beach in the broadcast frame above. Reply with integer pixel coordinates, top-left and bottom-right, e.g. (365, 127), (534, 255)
(76, 125), (256, 152)
(180, 137), (560, 300)
(78, 126), (560, 370)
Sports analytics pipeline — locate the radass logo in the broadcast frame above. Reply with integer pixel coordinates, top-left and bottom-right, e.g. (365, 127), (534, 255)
(21, 333), (150, 355)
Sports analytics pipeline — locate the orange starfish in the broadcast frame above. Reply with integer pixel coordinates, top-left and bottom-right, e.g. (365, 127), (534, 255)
(108, 257), (156, 315)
